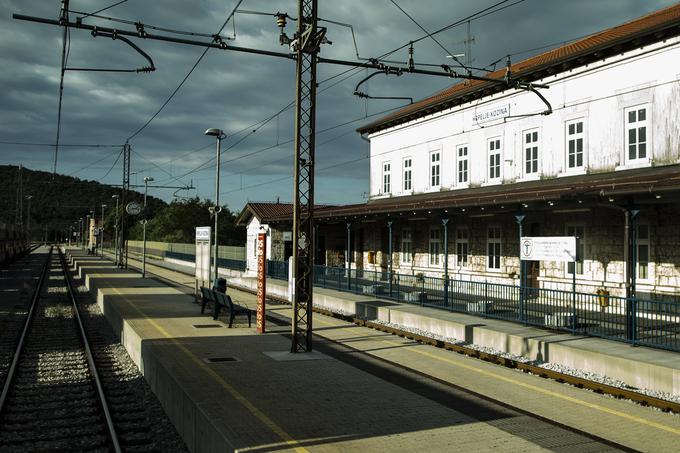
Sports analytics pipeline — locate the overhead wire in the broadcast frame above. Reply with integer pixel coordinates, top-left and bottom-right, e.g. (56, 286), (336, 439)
(125, 0), (244, 142)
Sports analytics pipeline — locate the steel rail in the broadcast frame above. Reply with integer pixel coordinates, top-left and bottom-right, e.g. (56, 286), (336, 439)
(58, 248), (122, 453)
(0, 246), (52, 414)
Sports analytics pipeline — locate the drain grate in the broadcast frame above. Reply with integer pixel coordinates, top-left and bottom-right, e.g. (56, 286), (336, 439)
(192, 324), (222, 329)
(203, 357), (239, 363)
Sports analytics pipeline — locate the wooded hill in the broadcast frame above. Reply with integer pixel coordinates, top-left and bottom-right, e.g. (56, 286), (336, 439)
(0, 165), (244, 245)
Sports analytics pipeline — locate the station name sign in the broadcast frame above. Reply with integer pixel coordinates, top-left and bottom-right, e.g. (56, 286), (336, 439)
(472, 104), (510, 124)
(195, 226), (211, 241)
(520, 236), (576, 262)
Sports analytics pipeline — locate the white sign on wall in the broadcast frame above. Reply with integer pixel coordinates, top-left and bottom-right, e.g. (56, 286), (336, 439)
(472, 103), (510, 124)
(520, 236), (576, 262)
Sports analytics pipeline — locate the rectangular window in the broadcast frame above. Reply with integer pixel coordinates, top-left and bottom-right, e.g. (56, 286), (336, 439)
(456, 227), (469, 268)
(401, 229), (412, 264)
(566, 225), (585, 275)
(403, 158), (412, 191)
(430, 151), (441, 187)
(524, 130), (539, 175)
(487, 226), (501, 270)
(457, 145), (468, 185)
(626, 106), (648, 162)
(429, 227), (440, 266)
(637, 224), (649, 280)
(382, 162), (391, 194)
(488, 138), (501, 181)
(566, 120), (585, 170)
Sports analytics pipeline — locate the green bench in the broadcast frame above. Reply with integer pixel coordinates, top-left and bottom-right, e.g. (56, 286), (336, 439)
(200, 287), (252, 328)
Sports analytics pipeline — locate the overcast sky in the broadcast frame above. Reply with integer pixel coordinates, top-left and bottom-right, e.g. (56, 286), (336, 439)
(1, 0), (677, 211)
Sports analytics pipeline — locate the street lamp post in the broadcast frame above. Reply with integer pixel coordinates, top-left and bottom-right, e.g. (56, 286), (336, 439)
(205, 128), (225, 286)
(100, 203), (107, 258)
(142, 176), (154, 278)
(85, 214), (91, 251)
(25, 195), (32, 243)
(112, 195), (120, 265)
(79, 218), (83, 249)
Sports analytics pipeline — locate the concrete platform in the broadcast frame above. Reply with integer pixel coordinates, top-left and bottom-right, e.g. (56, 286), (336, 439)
(107, 250), (680, 396)
(67, 248), (680, 452)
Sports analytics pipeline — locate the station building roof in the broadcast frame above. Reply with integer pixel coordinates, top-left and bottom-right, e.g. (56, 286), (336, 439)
(236, 201), (335, 225)
(357, 2), (680, 135)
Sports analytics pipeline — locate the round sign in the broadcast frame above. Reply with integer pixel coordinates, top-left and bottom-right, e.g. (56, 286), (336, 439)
(126, 202), (142, 215)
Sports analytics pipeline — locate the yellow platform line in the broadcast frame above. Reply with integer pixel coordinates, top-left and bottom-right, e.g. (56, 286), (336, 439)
(111, 287), (309, 453)
(315, 317), (680, 436)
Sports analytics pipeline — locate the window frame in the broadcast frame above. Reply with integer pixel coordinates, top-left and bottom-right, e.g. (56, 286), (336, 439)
(487, 137), (502, 183)
(523, 128), (540, 178)
(636, 223), (651, 282)
(565, 118), (586, 172)
(429, 150), (441, 189)
(624, 104), (650, 164)
(401, 228), (412, 265)
(565, 224), (586, 277)
(403, 157), (412, 193)
(429, 227), (441, 266)
(457, 144), (469, 187)
(382, 161), (391, 194)
(486, 226), (501, 271)
(456, 227), (469, 269)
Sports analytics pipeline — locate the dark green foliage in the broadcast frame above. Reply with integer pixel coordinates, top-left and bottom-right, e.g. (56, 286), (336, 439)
(0, 165), (244, 245)
(0, 165), (165, 240)
(127, 197), (245, 245)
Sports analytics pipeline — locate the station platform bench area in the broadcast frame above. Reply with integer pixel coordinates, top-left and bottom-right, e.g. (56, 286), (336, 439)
(69, 248), (680, 452)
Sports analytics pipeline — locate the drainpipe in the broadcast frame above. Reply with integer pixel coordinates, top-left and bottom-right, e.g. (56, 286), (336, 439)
(442, 218), (449, 307)
(346, 222), (352, 290)
(387, 221), (393, 297)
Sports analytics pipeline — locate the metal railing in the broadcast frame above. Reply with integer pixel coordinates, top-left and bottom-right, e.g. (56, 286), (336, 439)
(265, 261), (680, 352)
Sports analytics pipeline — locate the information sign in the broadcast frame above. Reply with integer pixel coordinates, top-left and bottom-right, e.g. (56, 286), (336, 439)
(520, 236), (576, 262)
(195, 226), (211, 284)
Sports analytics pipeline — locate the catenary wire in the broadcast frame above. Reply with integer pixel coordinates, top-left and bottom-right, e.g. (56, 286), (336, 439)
(125, 0), (244, 142)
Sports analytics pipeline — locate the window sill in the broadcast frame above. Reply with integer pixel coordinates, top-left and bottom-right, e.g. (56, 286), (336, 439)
(558, 168), (587, 178)
(481, 180), (502, 187)
(615, 160), (651, 171)
(518, 174), (540, 182)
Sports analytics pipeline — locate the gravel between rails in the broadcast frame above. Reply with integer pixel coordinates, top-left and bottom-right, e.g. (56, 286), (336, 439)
(0, 252), (189, 452)
(67, 263), (189, 452)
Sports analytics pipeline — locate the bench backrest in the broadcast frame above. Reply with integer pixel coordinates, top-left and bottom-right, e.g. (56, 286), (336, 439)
(214, 291), (233, 308)
(200, 286), (216, 302)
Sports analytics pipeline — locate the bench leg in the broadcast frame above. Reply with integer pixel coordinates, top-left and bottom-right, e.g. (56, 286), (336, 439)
(229, 312), (235, 328)
(247, 311), (251, 328)
(213, 304), (221, 321)
(201, 299), (207, 314)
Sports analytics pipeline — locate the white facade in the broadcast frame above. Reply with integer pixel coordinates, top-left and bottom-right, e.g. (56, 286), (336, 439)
(368, 37), (680, 199)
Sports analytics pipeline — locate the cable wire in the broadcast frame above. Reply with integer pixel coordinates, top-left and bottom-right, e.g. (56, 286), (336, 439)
(125, 0), (244, 142)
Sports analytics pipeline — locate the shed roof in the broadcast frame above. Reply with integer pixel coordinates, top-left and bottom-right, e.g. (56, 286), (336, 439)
(358, 2), (680, 135)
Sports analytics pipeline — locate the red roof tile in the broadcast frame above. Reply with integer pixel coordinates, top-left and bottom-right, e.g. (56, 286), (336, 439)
(358, 2), (680, 134)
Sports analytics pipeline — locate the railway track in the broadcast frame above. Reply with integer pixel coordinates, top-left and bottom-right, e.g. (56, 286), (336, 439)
(0, 247), (121, 451)
(0, 248), (189, 452)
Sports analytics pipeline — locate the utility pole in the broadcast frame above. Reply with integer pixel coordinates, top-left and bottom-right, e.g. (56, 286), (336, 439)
(100, 203), (107, 258)
(289, 0), (322, 352)
(120, 143), (131, 268)
(142, 176), (153, 278)
(112, 194), (120, 265)
(25, 195), (32, 242)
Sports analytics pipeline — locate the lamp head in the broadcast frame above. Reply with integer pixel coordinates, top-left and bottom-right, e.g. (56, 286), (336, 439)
(143, 176), (154, 183)
(112, 194), (119, 199)
(204, 128), (225, 138)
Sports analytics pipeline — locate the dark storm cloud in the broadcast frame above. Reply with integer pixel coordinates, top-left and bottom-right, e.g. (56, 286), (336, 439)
(1, 0), (677, 210)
